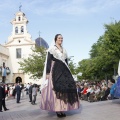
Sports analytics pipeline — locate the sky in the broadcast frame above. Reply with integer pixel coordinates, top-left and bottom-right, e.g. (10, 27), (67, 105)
(0, 0), (120, 64)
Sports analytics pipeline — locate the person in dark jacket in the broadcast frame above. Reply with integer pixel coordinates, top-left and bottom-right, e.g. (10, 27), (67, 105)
(2, 84), (9, 111)
(29, 83), (33, 102)
(0, 84), (9, 112)
(1, 63), (7, 83)
(101, 86), (110, 101)
(0, 84), (3, 112)
(15, 83), (21, 103)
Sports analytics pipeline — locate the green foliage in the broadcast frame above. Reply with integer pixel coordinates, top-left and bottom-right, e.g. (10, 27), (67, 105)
(77, 20), (120, 80)
(19, 46), (77, 79)
(18, 46), (46, 79)
(68, 58), (76, 75)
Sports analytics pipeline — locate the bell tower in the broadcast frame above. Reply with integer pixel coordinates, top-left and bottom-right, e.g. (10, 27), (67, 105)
(6, 8), (33, 44)
(11, 11), (28, 36)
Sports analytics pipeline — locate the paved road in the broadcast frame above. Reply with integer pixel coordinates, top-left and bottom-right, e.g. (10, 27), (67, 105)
(0, 94), (120, 120)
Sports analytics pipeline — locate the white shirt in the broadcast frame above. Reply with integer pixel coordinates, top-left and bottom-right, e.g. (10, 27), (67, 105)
(26, 84), (30, 89)
(87, 88), (91, 93)
(87, 88), (94, 93)
(94, 89), (100, 94)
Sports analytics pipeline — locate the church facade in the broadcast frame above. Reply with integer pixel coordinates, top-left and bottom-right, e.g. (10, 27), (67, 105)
(0, 10), (48, 84)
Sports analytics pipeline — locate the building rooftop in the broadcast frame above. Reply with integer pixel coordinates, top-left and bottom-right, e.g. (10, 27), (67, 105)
(35, 37), (49, 49)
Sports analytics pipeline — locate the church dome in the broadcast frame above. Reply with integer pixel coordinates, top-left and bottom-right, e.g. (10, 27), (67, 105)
(35, 37), (49, 49)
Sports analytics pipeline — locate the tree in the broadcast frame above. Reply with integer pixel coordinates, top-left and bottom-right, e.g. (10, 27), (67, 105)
(18, 46), (46, 79)
(68, 57), (77, 75)
(77, 20), (120, 80)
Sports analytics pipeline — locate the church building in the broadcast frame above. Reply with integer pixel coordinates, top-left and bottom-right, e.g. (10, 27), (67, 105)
(0, 9), (48, 84)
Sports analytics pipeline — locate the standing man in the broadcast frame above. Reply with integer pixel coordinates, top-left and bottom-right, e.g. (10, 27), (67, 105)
(2, 63), (7, 83)
(0, 84), (3, 112)
(0, 84), (9, 112)
(31, 84), (38, 105)
(2, 84), (9, 111)
(15, 83), (21, 103)
(26, 83), (30, 95)
(29, 83), (32, 102)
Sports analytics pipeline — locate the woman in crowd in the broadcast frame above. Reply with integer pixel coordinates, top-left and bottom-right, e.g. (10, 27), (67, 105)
(114, 76), (120, 98)
(110, 79), (116, 99)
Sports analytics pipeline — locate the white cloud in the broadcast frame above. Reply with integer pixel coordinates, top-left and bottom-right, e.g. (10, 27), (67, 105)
(21, 0), (120, 15)
(0, 0), (120, 16)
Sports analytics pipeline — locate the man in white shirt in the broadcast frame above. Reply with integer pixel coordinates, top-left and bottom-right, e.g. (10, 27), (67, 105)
(26, 83), (30, 95)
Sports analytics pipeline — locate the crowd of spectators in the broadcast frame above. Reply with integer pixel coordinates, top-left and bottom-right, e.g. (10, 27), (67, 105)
(1, 79), (118, 105)
(76, 79), (118, 102)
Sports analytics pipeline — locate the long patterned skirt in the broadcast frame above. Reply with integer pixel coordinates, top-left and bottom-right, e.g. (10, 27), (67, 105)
(40, 61), (80, 112)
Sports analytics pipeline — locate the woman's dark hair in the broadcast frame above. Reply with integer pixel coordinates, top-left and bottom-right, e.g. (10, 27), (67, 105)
(110, 78), (115, 83)
(54, 34), (62, 43)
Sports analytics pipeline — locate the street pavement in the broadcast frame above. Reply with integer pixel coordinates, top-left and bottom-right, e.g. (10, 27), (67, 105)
(0, 94), (120, 120)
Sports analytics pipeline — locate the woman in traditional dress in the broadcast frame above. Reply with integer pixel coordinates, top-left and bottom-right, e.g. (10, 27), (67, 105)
(114, 76), (120, 98)
(40, 34), (80, 117)
(114, 61), (120, 98)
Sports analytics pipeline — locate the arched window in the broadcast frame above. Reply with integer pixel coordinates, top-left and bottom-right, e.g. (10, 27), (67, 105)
(16, 48), (22, 58)
(18, 17), (21, 21)
(21, 26), (24, 33)
(15, 27), (18, 34)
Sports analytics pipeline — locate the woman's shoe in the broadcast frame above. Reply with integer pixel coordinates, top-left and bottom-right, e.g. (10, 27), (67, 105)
(56, 112), (63, 118)
(61, 112), (66, 117)
(4, 108), (9, 111)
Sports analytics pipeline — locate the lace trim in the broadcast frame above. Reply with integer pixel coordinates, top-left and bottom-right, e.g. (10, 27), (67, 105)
(49, 46), (68, 62)
(52, 60), (79, 105)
